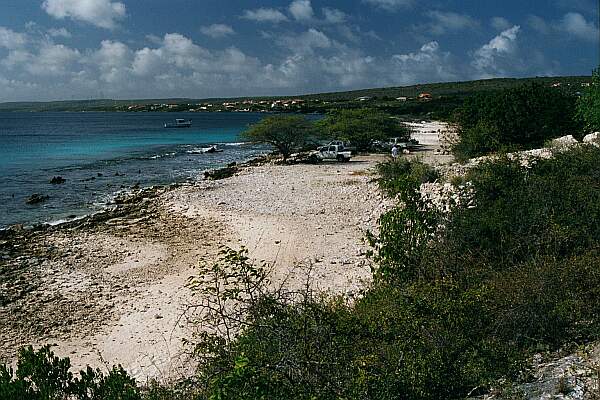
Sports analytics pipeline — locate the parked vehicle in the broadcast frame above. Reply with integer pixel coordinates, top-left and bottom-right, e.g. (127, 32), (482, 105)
(374, 137), (422, 151)
(326, 141), (357, 154)
(310, 144), (352, 162)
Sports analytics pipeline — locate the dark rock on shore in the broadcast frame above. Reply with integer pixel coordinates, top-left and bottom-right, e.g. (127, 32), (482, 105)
(26, 194), (49, 205)
(204, 166), (238, 180)
(50, 176), (66, 184)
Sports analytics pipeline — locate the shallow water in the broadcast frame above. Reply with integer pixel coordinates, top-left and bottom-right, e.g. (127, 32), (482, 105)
(0, 112), (269, 228)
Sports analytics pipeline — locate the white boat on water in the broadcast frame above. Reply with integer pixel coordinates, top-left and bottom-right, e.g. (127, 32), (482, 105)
(164, 118), (192, 128)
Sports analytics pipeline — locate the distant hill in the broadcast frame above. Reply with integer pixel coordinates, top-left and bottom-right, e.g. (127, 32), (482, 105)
(0, 76), (591, 112)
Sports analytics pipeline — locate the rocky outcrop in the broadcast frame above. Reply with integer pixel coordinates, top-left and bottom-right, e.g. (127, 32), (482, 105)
(50, 176), (66, 184)
(26, 194), (49, 205)
(478, 343), (600, 399)
(551, 135), (579, 148)
(583, 132), (600, 144)
(204, 165), (238, 180)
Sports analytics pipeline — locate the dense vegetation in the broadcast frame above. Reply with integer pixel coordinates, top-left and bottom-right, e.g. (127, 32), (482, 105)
(451, 83), (583, 159)
(577, 68), (600, 133)
(316, 109), (411, 151)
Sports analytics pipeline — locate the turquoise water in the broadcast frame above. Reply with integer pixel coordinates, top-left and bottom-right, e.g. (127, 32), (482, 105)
(0, 112), (269, 228)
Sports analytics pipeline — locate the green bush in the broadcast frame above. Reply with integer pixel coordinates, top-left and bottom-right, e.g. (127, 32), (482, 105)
(376, 158), (440, 200)
(0, 346), (141, 400)
(452, 83), (582, 159)
(577, 68), (600, 133)
(438, 146), (600, 277)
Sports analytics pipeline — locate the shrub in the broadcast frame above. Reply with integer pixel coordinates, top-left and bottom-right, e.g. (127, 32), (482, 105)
(366, 145), (600, 396)
(438, 146), (600, 277)
(453, 83), (582, 159)
(577, 68), (600, 133)
(0, 346), (141, 400)
(376, 158), (440, 201)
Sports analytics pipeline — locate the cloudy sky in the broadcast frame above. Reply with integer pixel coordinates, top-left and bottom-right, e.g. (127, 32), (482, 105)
(0, 0), (598, 102)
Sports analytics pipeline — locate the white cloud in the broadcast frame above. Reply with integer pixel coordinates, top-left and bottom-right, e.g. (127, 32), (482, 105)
(424, 11), (479, 35)
(42, 0), (126, 29)
(390, 41), (459, 84)
(528, 15), (550, 34)
(323, 8), (347, 24)
(491, 17), (512, 31)
(89, 40), (132, 83)
(472, 25), (521, 77)
(200, 24), (235, 38)
(241, 8), (288, 23)
(0, 27), (28, 49)
(560, 12), (598, 41)
(279, 28), (332, 55)
(47, 27), (72, 38)
(363, 0), (413, 12)
(289, 0), (314, 21)
(26, 43), (81, 76)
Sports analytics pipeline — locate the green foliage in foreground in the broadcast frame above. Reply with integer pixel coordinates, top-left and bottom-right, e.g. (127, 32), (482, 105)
(240, 115), (316, 161)
(376, 158), (440, 200)
(316, 109), (411, 151)
(0, 346), (140, 400)
(452, 83), (582, 159)
(577, 68), (600, 133)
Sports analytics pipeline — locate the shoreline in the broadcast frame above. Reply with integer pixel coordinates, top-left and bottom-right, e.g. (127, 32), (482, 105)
(0, 152), (394, 381)
(0, 152), (272, 234)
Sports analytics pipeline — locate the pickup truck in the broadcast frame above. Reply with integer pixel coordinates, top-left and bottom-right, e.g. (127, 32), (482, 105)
(327, 140), (357, 154)
(310, 144), (352, 162)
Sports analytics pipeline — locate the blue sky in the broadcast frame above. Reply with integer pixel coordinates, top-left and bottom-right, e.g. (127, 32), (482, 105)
(0, 0), (598, 102)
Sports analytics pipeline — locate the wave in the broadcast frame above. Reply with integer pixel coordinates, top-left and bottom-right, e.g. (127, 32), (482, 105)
(149, 152), (176, 160)
(46, 215), (87, 226)
(218, 142), (248, 146)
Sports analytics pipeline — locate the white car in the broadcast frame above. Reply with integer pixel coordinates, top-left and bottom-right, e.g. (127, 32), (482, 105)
(310, 144), (352, 162)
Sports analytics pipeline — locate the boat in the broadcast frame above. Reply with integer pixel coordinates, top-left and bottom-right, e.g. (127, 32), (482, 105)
(164, 118), (192, 128)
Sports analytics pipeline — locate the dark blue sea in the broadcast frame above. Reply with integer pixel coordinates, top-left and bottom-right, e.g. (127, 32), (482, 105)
(0, 112), (270, 229)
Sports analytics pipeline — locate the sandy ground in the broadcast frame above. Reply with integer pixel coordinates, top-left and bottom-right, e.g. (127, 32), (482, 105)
(0, 121), (450, 382)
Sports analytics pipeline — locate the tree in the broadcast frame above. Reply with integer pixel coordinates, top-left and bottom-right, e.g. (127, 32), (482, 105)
(577, 68), (600, 133)
(241, 115), (316, 162)
(317, 109), (411, 152)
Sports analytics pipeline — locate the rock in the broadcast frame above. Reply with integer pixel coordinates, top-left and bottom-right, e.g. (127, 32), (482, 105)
(583, 132), (600, 143)
(26, 194), (49, 205)
(204, 166), (238, 180)
(50, 176), (66, 184)
(551, 135), (578, 148)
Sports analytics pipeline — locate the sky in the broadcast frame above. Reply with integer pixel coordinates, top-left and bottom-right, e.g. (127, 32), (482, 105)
(0, 0), (598, 102)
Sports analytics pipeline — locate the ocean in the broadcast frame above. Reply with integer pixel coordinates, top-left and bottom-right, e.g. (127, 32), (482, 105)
(0, 112), (270, 229)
